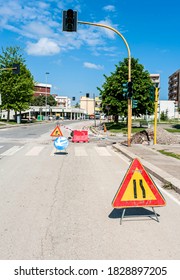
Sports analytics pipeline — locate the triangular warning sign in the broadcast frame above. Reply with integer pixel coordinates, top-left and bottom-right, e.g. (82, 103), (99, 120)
(112, 158), (166, 208)
(50, 125), (63, 137)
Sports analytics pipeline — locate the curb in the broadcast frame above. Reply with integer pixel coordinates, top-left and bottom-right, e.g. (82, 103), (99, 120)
(113, 143), (180, 194)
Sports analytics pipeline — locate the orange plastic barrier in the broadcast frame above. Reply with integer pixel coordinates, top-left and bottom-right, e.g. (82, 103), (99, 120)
(72, 130), (89, 143)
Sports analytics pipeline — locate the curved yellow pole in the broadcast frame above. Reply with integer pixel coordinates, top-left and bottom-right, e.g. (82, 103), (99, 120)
(78, 21), (132, 146)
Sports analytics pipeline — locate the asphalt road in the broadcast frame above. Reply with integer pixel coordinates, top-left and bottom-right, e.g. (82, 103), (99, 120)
(0, 121), (180, 259)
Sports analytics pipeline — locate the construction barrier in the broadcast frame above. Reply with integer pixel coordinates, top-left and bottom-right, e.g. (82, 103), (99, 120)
(72, 130), (89, 143)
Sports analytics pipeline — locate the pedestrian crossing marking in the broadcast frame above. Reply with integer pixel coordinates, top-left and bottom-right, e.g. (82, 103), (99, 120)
(0, 144), (114, 158)
(25, 146), (44, 156)
(0, 146), (24, 156)
(94, 146), (111, 156)
(74, 147), (88, 156)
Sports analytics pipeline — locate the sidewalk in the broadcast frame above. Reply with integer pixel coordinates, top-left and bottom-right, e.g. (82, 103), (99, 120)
(113, 142), (180, 194)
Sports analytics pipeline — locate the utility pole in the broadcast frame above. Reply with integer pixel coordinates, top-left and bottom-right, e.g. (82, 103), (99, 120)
(153, 86), (159, 145)
(77, 21), (132, 146)
(45, 72), (49, 120)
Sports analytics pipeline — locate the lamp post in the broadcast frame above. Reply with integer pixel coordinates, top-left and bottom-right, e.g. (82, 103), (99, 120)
(45, 72), (49, 120)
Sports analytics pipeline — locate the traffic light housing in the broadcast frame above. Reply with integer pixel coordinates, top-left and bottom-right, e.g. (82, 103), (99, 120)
(132, 99), (138, 109)
(62, 9), (77, 32)
(86, 93), (90, 98)
(72, 97), (76, 101)
(127, 81), (133, 98)
(12, 63), (20, 74)
(122, 81), (133, 98)
(150, 86), (155, 101)
(122, 82), (128, 98)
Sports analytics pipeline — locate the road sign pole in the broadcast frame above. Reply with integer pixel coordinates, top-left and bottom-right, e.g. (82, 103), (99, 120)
(154, 87), (159, 145)
(78, 21), (132, 146)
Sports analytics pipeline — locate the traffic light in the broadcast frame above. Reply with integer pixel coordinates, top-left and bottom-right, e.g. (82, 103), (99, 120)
(72, 97), (75, 101)
(62, 9), (77, 32)
(122, 81), (133, 98)
(132, 99), (138, 109)
(127, 81), (133, 98)
(12, 63), (20, 74)
(150, 86), (155, 101)
(86, 93), (90, 98)
(122, 82), (128, 98)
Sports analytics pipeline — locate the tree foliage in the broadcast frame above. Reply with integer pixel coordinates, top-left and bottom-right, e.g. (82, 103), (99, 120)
(31, 95), (57, 106)
(97, 57), (154, 119)
(0, 46), (34, 120)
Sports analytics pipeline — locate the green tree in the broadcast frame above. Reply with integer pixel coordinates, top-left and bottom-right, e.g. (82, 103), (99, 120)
(31, 95), (57, 106)
(97, 57), (154, 121)
(0, 46), (34, 121)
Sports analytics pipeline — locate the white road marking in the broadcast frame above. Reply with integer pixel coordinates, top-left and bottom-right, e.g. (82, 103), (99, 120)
(74, 147), (88, 156)
(0, 146), (24, 156)
(157, 184), (180, 206)
(25, 146), (44, 156)
(94, 146), (112, 156)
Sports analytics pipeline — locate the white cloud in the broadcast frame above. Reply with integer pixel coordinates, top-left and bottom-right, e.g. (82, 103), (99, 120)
(26, 38), (60, 56)
(103, 5), (116, 12)
(96, 18), (118, 39)
(83, 62), (104, 70)
(0, 0), (119, 57)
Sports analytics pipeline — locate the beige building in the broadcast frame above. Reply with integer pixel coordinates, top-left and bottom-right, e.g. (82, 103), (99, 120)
(80, 96), (101, 115)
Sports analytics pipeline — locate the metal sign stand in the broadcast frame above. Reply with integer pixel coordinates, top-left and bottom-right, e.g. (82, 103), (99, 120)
(120, 207), (159, 225)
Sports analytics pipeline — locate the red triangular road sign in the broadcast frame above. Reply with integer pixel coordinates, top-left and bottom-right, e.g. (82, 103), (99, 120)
(50, 125), (63, 137)
(112, 158), (166, 208)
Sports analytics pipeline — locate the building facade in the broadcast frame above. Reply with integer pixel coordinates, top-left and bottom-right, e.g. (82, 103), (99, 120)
(80, 96), (101, 116)
(34, 83), (52, 97)
(53, 95), (71, 108)
(168, 69), (180, 108)
(150, 74), (160, 88)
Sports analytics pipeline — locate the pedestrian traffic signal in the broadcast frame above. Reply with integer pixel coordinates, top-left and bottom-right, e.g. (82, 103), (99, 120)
(62, 9), (77, 32)
(132, 99), (138, 109)
(128, 81), (133, 98)
(150, 86), (155, 101)
(12, 63), (20, 74)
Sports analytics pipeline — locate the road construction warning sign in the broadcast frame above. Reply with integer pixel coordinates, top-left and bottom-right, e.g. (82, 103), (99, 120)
(50, 125), (63, 137)
(112, 158), (166, 208)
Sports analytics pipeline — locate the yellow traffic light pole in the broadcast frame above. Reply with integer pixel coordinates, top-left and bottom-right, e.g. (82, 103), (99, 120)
(153, 86), (159, 145)
(78, 21), (132, 147)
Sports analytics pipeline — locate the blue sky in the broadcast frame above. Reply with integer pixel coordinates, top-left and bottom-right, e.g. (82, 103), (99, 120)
(0, 0), (180, 102)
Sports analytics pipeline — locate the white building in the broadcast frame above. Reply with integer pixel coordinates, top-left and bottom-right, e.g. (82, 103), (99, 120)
(54, 95), (71, 108)
(158, 100), (179, 119)
(150, 74), (160, 88)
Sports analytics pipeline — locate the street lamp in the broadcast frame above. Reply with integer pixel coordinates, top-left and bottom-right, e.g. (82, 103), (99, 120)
(45, 72), (50, 119)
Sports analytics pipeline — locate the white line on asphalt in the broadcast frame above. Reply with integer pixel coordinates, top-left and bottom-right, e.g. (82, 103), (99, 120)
(94, 146), (112, 156)
(158, 185), (180, 206)
(25, 146), (44, 156)
(111, 147), (130, 164)
(0, 146), (24, 156)
(74, 147), (88, 156)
